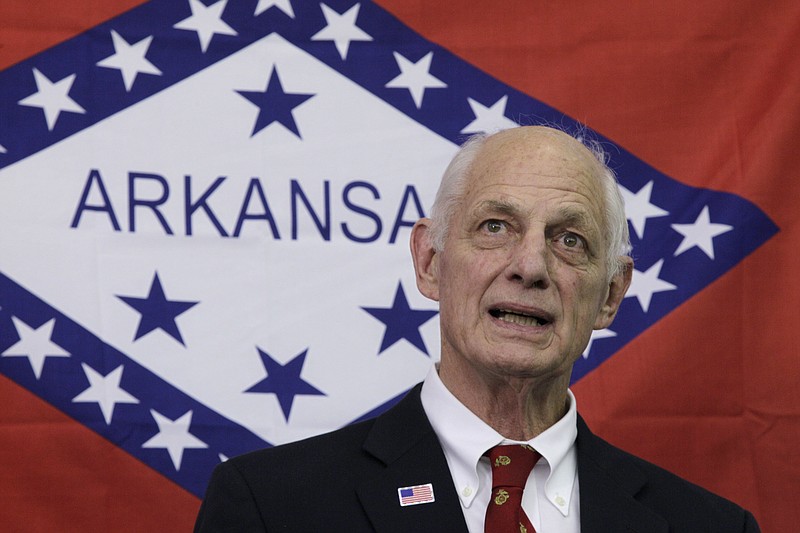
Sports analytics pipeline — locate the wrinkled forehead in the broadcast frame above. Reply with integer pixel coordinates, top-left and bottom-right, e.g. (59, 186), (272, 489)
(464, 127), (606, 204)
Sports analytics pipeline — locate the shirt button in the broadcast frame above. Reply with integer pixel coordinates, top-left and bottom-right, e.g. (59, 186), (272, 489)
(462, 486), (473, 497)
(555, 496), (566, 507)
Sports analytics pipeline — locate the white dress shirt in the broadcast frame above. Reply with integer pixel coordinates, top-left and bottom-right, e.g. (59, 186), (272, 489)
(420, 366), (581, 533)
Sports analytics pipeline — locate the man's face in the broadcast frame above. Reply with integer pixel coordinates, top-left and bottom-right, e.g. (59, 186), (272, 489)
(413, 128), (630, 386)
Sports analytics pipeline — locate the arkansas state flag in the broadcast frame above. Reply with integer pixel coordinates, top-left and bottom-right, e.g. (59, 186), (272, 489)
(0, 1), (797, 531)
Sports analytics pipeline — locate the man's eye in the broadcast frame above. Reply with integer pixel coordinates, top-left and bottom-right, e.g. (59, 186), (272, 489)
(561, 233), (582, 248)
(485, 220), (504, 233)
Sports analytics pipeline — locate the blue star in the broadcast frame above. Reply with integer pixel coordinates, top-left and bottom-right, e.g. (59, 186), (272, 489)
(117, 273), (198, 345)
(245, 348), (325, 421)
(237, 68), (314, 138)
(362, 282), (438, 356)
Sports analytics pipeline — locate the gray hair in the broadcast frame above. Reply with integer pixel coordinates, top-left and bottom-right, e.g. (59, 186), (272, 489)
(428, 128), (632, 279)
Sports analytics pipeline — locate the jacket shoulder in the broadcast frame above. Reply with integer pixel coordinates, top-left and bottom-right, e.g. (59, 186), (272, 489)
(195, 419), (381, 532)
(231, 416), (379, 480)
(577, 416), (760, 532)
(195, 385), (440, 532)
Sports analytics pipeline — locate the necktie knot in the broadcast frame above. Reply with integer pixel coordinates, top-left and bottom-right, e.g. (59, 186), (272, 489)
(484, 444), (540, 533)
(487, 444), (540, 489)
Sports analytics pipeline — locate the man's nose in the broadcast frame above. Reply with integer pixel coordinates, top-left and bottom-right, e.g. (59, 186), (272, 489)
(507, 232), (552, 289)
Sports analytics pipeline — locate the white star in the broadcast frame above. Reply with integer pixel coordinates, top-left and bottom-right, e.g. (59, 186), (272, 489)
(0, 144), (6, 153)
(2, 317), (71, 379)
(582, 328), (617, 359)
(385, 51), (447, 108)
(460, 95), (519, 134)
(311, 3), (372, 60)
(671, 206), (733, 260)
(96, 31), (162, 92)
(142, 409), (208, 470)
(619, 181), (669, 240)
(72, 363), (139, 424)
(174, 0), (238, 53)
(626, 259), (677, 313)
(255, 0), (294, 17)
(18, 69), (86, 131)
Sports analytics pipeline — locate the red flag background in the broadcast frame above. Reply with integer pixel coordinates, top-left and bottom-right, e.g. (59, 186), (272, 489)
(1, 1), (798, 531)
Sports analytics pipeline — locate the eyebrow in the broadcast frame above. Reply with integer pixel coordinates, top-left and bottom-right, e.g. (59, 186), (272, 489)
(473, 200), (597, 228)
(473, 199), (523, 218)
(555, 206), (597, 231)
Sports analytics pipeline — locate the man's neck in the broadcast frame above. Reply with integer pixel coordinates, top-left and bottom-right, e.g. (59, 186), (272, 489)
(438, 362), (571, 441)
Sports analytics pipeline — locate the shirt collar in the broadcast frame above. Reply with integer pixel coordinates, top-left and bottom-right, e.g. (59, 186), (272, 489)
(420, 364), (578, 516)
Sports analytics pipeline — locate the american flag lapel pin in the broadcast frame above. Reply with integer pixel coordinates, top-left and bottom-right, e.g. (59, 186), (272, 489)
(397, 483), (435, 506)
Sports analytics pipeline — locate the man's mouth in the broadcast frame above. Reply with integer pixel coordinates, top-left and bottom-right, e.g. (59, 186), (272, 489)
(489, 309), (551, 327)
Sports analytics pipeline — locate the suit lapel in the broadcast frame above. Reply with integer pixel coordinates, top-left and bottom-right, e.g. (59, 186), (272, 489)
(356, 389), (671, 533)
(576, 416), (668, 533)
(356, 384), (469, 533)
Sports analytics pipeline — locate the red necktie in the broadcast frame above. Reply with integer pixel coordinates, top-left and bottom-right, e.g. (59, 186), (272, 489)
(485, 444), (541, 533)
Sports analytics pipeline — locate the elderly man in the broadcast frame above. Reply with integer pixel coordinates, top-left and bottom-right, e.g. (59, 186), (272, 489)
(195, 126), (759, 532)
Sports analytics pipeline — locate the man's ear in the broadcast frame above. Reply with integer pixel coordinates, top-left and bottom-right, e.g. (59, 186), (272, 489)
(594, 256), (633, 330)
(410, 218), (440, 302)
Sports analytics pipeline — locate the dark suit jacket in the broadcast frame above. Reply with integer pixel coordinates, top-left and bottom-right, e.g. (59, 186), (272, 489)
(195, 384), (759, 532)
